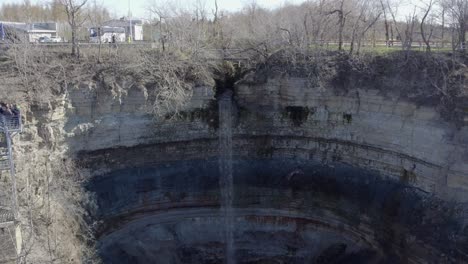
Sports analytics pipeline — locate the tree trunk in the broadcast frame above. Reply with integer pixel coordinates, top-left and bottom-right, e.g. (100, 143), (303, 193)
(420, 0), (432, 53)
(61, 0), (88, 58)
(71, 24), (77, 56)
(452, 27), (457, 52)
(97, 27), (102, 63)
(338, 15), (344, 51)
(349, 18), (360, 55)
(390, 24), (394, 46)
(441, 8), (445, 48)
(379, 0), (389, 46)
(459, 22), (466, 53)
(303, 12), (310, 48)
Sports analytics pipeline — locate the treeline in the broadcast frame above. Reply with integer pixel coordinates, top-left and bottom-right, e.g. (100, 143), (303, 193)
(148, 0), (467, 55)
(1, 0), (66, 22)
(0, 0), (112, 45)
(0, 0), (110, 24)
(2, 0), (468, 57)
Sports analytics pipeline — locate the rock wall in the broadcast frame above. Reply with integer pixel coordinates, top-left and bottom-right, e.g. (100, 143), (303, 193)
(234, 75), (468, 202)
(73, 70), (468, 263)
(75, 73), (468, 203)
(1, 57), (467, 263)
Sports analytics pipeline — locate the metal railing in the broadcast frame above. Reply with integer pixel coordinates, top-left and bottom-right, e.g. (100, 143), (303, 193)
(0, 207), (14, 224)
(0, 113), (20, 263)
(0, 158), (10, 170)
(0, 113), (21, 225)
(0, 114), (22, 133)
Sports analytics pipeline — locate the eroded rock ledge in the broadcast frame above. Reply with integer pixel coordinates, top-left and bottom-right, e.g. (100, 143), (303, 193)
(70, 63), (468, 263)
(3, 53), (467, 263)
(76, 73), (468, 201)
(90, 159), (467, 263)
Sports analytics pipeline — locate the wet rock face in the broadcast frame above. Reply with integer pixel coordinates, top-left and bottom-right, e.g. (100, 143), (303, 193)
(3, 54), (467, 263)
(70, 70), (467, 263)
(89, 159), (467, 264)
(98, 212), (379, 264)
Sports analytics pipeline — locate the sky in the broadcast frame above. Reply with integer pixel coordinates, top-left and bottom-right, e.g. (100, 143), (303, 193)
(0, 0), (422, 20)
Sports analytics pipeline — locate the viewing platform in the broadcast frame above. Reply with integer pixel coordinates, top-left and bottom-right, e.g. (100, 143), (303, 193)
(0, 111), (22, 263)
(0, 113), (22, 133)
(0, 113), (21, 173)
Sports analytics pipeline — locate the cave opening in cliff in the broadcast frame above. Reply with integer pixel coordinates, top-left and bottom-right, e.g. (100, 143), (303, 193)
(213, 61), (244, 99)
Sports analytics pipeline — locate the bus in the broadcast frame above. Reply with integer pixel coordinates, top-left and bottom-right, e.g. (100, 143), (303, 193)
(89, 26), (125, 43)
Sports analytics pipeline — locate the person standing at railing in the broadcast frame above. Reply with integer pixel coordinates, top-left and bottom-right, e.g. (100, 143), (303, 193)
(0, 103), (12, 116)
(11, 105), (19, 116)
(0, 103), (21, 129)
(5, 104), (13, 116)
(11, 105), (20, 128)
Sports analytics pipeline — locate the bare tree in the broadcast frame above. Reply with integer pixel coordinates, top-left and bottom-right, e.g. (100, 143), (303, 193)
(58, 0), (88, 57)
(443, 0), (468, 52)
(441, 5), (447, 47)
(385, 0), (404, 47)
(349, 2), (367, 55)
(349, 1), (381, 55)
(303, 7), (312, 48)
(328, 0), (351, 51)
(403, 7), (418, 52)
(89, 0), (106, 63)
(379, 0), (391, 46)
(420, 0), (435, 52)
(309, 0), (333, 44)
(139, 0), (457, 56)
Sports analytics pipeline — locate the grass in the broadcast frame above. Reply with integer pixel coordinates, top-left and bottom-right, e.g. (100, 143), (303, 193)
(308, 43), (455, 55)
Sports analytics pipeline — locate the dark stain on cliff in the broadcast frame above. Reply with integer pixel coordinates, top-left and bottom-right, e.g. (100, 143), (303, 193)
(343, 113), (352, 124)
(172, 100), (220, 129)
(283, 106), (312, 127)
(400, 169), (417, 184)
(255, 137), (274, 158)
(214, 61), (243, 97)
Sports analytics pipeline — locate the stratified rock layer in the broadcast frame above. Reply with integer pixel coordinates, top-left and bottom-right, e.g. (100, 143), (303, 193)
(91, 159), (467, 263)
(73, 71), (467, 263)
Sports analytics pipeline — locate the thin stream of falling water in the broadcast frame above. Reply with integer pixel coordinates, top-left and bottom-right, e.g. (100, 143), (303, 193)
(218, 90), (235, 264)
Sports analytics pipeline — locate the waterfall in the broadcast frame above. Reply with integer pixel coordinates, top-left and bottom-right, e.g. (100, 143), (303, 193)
(218, 90), (235, 264)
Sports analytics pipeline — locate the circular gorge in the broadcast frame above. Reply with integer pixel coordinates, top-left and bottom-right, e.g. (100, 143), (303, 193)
(2, 2), (468, 263)
(76, 58), (468, 264)
(90, 158), (463, 264)
(2, 50), (467, 264)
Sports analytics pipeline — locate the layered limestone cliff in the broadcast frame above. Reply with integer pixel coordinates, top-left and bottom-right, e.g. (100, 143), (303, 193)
(0, 52), (467, 263)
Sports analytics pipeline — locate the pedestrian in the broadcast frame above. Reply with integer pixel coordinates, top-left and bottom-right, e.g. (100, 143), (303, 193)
(4, 104), (12, 115)
(12, 105), (19, 116)
(0, 103), (11, 115)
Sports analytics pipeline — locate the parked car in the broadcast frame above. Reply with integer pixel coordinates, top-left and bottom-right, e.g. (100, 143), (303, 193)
(37, 36), (62, 43)
(37, 36), (50, 43)
(49, 36), (62, 42)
